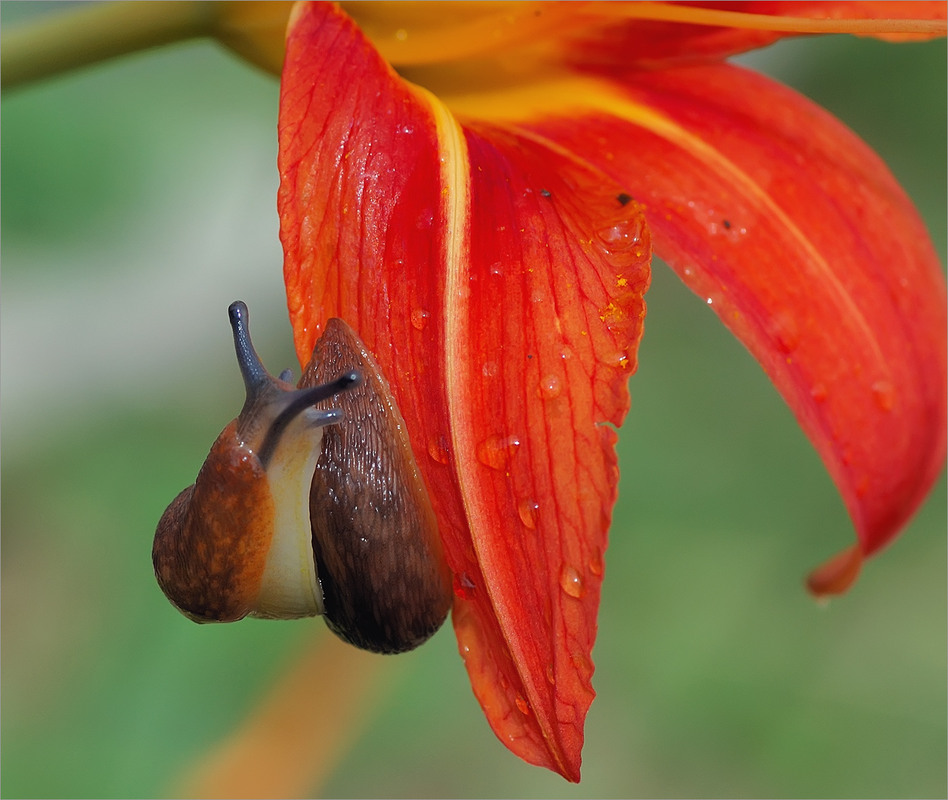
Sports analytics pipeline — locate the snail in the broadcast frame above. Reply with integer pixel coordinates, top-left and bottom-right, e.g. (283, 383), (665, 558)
(153, 301), (452, 654)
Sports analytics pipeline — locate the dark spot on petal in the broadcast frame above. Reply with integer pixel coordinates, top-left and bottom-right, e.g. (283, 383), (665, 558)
(616, 192), (632, 206)
(540, 189), (552, 198)
(722, 219), (732, 229)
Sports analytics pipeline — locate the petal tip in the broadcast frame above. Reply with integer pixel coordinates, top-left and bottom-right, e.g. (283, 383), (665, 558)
(806, 543), (864, 598)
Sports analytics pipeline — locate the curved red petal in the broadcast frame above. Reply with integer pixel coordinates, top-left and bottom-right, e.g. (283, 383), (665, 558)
(560, 3), (946, 73)
(503, 64), (945, 581)
(278, 1), (649, 779)
(365, 1), (944, 92)
(450, 122), (649, 779)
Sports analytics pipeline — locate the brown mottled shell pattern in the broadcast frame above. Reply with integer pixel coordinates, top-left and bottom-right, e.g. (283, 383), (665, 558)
(153, 421), (276, 622)
(303, 319), (452, 654)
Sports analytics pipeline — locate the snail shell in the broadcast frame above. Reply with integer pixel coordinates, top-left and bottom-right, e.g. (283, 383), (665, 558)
(153, 301), (451, 654)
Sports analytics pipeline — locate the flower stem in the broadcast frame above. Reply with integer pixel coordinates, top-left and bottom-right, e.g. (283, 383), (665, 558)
(174, 633), (393, 798)
(1, 1), (215, 91)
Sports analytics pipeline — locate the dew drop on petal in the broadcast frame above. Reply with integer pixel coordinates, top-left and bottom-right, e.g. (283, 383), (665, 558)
(588, 547), (603, 576)
(476, 434), (521, 470)
(538, 374), (561, 400)
(517, 498), (539, 529)
(546, 663), (556, 686)
(595, 218), (642, 251)
(560, 564), (586, 598)
(455, 617), (476, 658)
(603, 350), (630, 369)
(427, 435), (450, 465)
(410, 308), (429, 330)
(871, 379), (896, 412)
(594, 217), (647, 269)
(515, 694), (530, 716)
(482, 360), (499, 378)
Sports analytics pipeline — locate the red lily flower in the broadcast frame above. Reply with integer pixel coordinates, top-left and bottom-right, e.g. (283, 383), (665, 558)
(274, 1), (946, 781)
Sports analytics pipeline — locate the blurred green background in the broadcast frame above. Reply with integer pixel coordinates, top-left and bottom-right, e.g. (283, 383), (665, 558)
(2, 3), (945, 798)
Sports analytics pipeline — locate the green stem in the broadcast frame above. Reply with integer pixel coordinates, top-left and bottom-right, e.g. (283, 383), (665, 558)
(1, 2), (216, 91)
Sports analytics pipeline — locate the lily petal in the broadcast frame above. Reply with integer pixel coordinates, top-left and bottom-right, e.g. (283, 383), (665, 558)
(278, 2), (649, 780)
(343, 1), (946, 86)
(446, 62), (946, 594)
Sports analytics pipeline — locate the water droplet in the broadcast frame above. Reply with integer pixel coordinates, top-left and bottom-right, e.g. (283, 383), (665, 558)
(427, 435), (450, 465)
(515, 694), (530, 716)
(810, 383), (828, 403)
(588, 547), (603, 576)
(560, 565), (586, 598)
(706, 297), (714, 305)
(453, 572), (477, 600)
(455, 617), (476, 658)
(476, 435), (521, 470)
(871, 379), (895, 412)
(410, 308), (429, 330)
(546, 663), (556, 686)
(489, 261), (504, 277)
(482, 360), (499, 378)
(394, 27), (408, 41)
(594, 216), (648, 268)
(603, 350), (630, 369)
(518, 499), (539, 529)
(595, 218), (642, 252)
(538, 374), (561, 400)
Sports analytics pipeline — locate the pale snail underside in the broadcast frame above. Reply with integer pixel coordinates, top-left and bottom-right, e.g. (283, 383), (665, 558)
(152, 301), (451, 654)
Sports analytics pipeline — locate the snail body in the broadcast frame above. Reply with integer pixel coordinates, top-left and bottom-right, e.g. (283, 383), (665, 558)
(153, 302), (451, 653)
